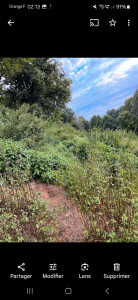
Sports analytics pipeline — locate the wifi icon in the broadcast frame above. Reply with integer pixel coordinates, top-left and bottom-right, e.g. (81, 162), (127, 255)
(99, 4), (104, 9)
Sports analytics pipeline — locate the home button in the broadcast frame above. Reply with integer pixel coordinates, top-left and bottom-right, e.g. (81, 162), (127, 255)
(65, 287), (72, 295)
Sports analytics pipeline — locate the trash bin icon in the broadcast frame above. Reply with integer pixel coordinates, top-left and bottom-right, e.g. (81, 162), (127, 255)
(113, 263), (120, 271)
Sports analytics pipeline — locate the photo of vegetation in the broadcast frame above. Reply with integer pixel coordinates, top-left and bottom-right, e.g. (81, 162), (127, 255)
(0, 58), (138, 242)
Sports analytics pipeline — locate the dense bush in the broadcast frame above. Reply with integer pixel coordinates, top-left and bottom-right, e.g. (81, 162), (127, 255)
(0, 104), (138, 242)
(0, 104), (47, 148)
(0, 139), (73, 184)
(63, 146), (138, 242)
(0, 173), (56, 242)
(0, 140), (30, 181)
(88, 128), (138, 154)
(29, 148), (71, 183)
(1, 60), (137, 243)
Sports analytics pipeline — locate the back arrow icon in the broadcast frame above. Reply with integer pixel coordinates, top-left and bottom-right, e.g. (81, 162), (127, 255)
(8, 20), (14, 26)
(105, 288), (109, 294)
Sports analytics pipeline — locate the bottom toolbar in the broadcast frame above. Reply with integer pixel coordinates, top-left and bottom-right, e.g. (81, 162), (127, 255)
(0, 243), (137, 298)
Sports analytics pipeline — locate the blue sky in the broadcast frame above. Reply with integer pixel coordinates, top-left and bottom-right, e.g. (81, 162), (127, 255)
(55, 58), (138, 120)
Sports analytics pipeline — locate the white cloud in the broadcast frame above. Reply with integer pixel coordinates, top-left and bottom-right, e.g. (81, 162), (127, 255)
(99, 59), (116, 70)
(70, 65), (89, 81)
(69, 58), (92, 70)
(57, 58), (94, 75)
(97, 58), (138, 86)
(72, 58), (87, 69)
(56, 58), (138, 120)
(72, 86), (91, 100)
(84, 92), (134, 119)
(72, 90), (82, 99)
(58, 58), (73, 73)
(82, 86), (91, 92)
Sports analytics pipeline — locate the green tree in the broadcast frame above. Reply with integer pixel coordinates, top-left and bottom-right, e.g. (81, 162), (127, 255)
(77, 116), (90, 131)
(122, 97), (133, 112)
(0, 58), (72, 116)
(100, 115), (118, 130)
(0, 58), (34, 104)
(0, 58), (34, 83)
(118, 90), (138, 133)
(107, 108), (120, 119)
(118, 111), (136, 131)
(60, 107), (76, 123)
(131, 89), (138, 117)
(90, 115), (101, 129)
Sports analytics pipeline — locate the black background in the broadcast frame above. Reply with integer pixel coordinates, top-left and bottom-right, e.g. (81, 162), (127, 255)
(0, 243), (137, 297)
(0, 0), (137, 56)
(0, 0), (137, 297)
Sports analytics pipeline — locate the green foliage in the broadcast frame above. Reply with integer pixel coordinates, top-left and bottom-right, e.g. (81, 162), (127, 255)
(77, 116), (90, 131)
(88, 128), (138, 154)
(0, 139), (72, 184)
(60, 107), (77, 123)
(0, 58), (72, 115)
(0, 172), (56, 242)
(0, 140), (31, 181)
(88, 90), (138, 134)
(89, 115), (101, 129)
(0, 99), (138, 243)
(107, 108), (120, 119)
(0, 122), (138, 242)
(63, 141), (138, 242)
(55, 128), (138, 242)
(0, 57), (138, 243)
(0, 104), (46, 148)
(100, 114), (118, 130)
(70, 136), (90, 161)
(131, 89), (138, 117)
(29, 148), (71, 183)
(118, 111), (138, 133)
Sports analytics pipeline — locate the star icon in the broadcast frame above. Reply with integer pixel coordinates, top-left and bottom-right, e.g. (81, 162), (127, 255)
(109, 19), (117, 26)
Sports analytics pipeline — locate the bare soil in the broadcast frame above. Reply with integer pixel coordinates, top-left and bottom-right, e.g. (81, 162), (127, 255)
(30, 180), (86, 242)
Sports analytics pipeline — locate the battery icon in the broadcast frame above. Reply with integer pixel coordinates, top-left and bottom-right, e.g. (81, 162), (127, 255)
(127, 5), (130, 9)
(42, 4), (47, 9)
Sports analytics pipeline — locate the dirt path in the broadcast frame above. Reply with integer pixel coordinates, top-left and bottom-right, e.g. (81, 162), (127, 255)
(30, 181), (86, 242)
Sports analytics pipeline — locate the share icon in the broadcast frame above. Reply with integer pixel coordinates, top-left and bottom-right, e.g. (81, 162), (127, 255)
(17, 263), (25, 272)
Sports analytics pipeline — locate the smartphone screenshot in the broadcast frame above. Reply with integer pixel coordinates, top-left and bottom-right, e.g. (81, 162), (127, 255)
(0, 0), (137, 298)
